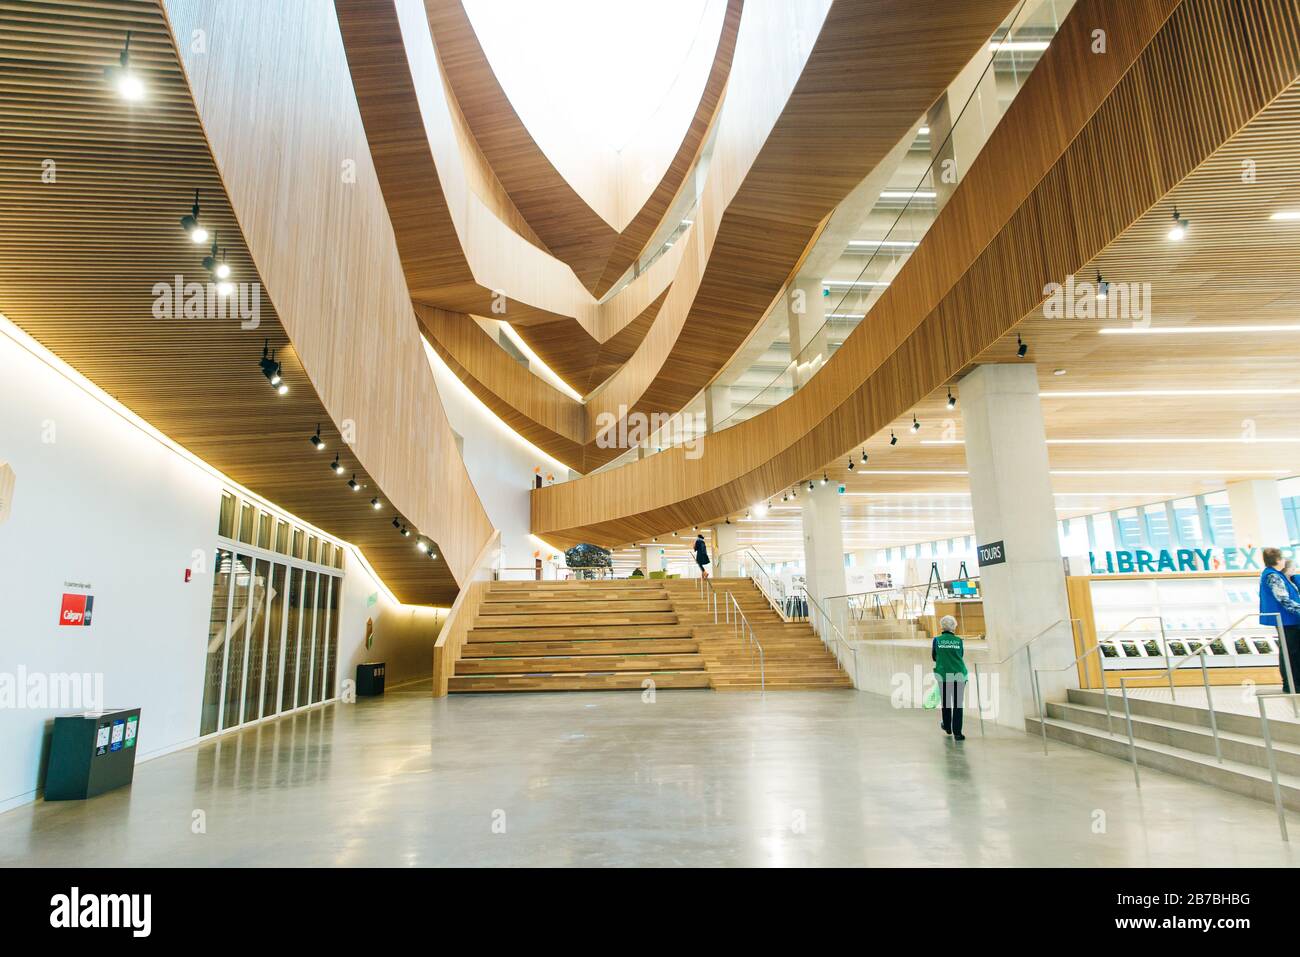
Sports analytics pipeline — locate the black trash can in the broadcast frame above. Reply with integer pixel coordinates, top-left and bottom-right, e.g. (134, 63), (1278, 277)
(356, 662), (386, 697)
(45, 708), (141, 801)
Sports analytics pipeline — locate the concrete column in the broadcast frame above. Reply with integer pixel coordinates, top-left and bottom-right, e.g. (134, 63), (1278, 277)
(712, 522), (738, 577)
(788, 277), (829, 389)
(638, 546), (653, 576)
(1226, 479), (1290, 549)
(801, 482), (846, 609)
(960, 363), (1073, 728)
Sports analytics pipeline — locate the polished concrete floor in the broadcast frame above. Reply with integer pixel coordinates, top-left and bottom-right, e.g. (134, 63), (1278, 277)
(3, 682), (1299, 867)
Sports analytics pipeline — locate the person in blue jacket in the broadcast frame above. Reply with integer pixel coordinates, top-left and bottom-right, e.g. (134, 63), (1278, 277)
(1260, 547), (1300, 692)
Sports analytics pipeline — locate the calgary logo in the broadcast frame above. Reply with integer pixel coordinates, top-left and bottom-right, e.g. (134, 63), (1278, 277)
(59, 593), (93, 627)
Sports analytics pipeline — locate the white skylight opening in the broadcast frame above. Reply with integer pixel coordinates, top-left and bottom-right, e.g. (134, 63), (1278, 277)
(463, 0), (721, 153)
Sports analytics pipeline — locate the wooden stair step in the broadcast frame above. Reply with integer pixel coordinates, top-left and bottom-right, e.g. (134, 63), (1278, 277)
(474, 612), (679, 628)
(477, 599), (673, 615)
(484, 590), (665, 603)
(449, 671), (713, 692)
(462, 638), (699, 657)
(467, 624), (694, 642)
(455, 653), (705, 675)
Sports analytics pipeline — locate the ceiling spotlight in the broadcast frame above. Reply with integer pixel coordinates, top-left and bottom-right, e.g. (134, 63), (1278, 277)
(347, 474), (360, 492)
(910, 415), (921, 433)
(427, 549), (438, 560)
(401, 525), (411, 537)
(860, 448), (869, 463)
(310, 425), (325, 450)
(216, 279), (234, 297)
(329, 454), (343, 475)
(179, 188), (208, 244)
(807, 480), (815, 491)
(105, 31), (144, 101)
(1167, 207), (1189, 241)
(781, 491), (789, 502)
(202, 234), (220, 274)
(1053, 368), (1067, 376)
(946, 390), (956, 410)
(890, 431), (898, 446)
(416, 539), (429, 553)
(847, 458), (855, 471)
(392, 517), (401, 530)
(371, 497), (382, 510)
(259, 340), (286, 393)
(1096, 272), (1109, 301)
(214, 251), (231, 281)
(820, 473), (829, 485)
(1016, 334), (1029, 359)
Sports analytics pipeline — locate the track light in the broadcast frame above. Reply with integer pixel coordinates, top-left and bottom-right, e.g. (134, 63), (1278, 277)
(392, 518), (401, 530)
(214, 252), (231, 281)
(416, 539), (429, 553)
(820, 473), (829, 485)
(371, 497), (382, 510)
(310, 425), (325, 450)
(259, 340), (287, 394)
(202, 235), (220, 274)
(910, 415), (921, 433)
(1016, 334), (1028, 359)
(807, 480), (815, 491)
(789, 487), (797, 500)
(1096, 272), (1109, 301)
(861, 448), (869, 463)
(890, 431), (898, 446)
(946, 390), (956, 410)
(1167, 207), (1189, 241)
(847, 458), (855, 471)
(179, 189), (207, 244)
(105, 31), (144, 101)
(347, 474), (360, 491)
(427, 548), (438, 560)
(401, 525), (411, 537)
(329, 455), (343, 475)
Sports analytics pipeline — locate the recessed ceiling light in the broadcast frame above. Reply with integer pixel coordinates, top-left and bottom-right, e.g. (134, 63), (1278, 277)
(1052, 368), (1067, 376)
(1271, 210), (1300, 221)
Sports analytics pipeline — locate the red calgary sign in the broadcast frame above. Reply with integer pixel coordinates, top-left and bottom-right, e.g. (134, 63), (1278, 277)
(59, 593), (94, 627)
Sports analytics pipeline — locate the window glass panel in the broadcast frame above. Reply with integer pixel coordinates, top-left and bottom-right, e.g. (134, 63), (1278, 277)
(307, 536), (318, 564)
(217, 493), (236, 539)
(1204, 492), (1234, 546)
(297, 572), (319, 708)
(292, 528), (305, 559)
(281, 567), (305, 712)
(1173, 498), (1202, 545)
(257, 512), (273, 550)
(222, 553), (253, 730)
(1115, 508), (1142, 548)
(1091, 513), (1115, 550)
(262, 564), (286, 719)
(238, 504), (256, 545)
(324, 576), (341, 699)
(200, 549), (234, 736)
(242, 558), (271, 724)
(311, 574), (330, 704)
(318, 542), (333, 568)
(335, 547), (346, 570)
(1143, 504), (1171, 548)
(275, 520), (290, 555)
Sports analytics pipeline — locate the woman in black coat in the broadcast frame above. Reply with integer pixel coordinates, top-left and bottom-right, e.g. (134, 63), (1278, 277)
(693, 534), (710, 579)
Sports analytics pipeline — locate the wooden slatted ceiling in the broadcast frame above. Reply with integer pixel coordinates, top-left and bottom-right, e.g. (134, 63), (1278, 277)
(0, 0), (478, 605)
(424, 0), (741, 298)
(338, 0), (1018, 421)
(531, 0), (1300, 549)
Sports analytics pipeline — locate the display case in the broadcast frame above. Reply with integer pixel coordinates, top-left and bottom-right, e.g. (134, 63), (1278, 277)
(1066, 573), (1282, 688)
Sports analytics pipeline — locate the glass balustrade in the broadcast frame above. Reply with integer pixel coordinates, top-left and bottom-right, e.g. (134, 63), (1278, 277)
(589, 0), (1075, 475)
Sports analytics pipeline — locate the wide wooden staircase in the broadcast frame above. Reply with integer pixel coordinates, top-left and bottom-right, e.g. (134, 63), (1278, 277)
(450, 580), (711, 692)
(450, 577), (853, 693)
(662, 577), (853, 691)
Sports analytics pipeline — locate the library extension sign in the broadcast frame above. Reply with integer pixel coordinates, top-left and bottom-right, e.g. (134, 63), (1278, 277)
(1088, 545), (1297, 575)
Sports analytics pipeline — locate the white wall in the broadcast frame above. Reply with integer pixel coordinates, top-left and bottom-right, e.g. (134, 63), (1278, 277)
(0, 320), (443, 811)
(0, 325), (220, 811)
(424, 341), (569, 576)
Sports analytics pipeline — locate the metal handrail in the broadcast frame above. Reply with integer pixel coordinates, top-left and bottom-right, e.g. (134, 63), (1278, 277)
(1029, 641), (1114, 753)
(799, 584), (861, 686)
(1112, 612), (1293, 788)
(726, 592), (765, 692)
(1254, 691), (1300, 840)
(1098, 615), (1174, 697)
(697, 573), (719, 622)
(972, 618), (1081, 738)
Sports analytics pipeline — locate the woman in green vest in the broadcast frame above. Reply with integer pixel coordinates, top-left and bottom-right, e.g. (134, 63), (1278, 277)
(932, 614), (968, 741)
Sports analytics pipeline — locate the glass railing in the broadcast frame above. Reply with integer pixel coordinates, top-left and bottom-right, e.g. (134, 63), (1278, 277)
(590, 0), (1075, 474)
